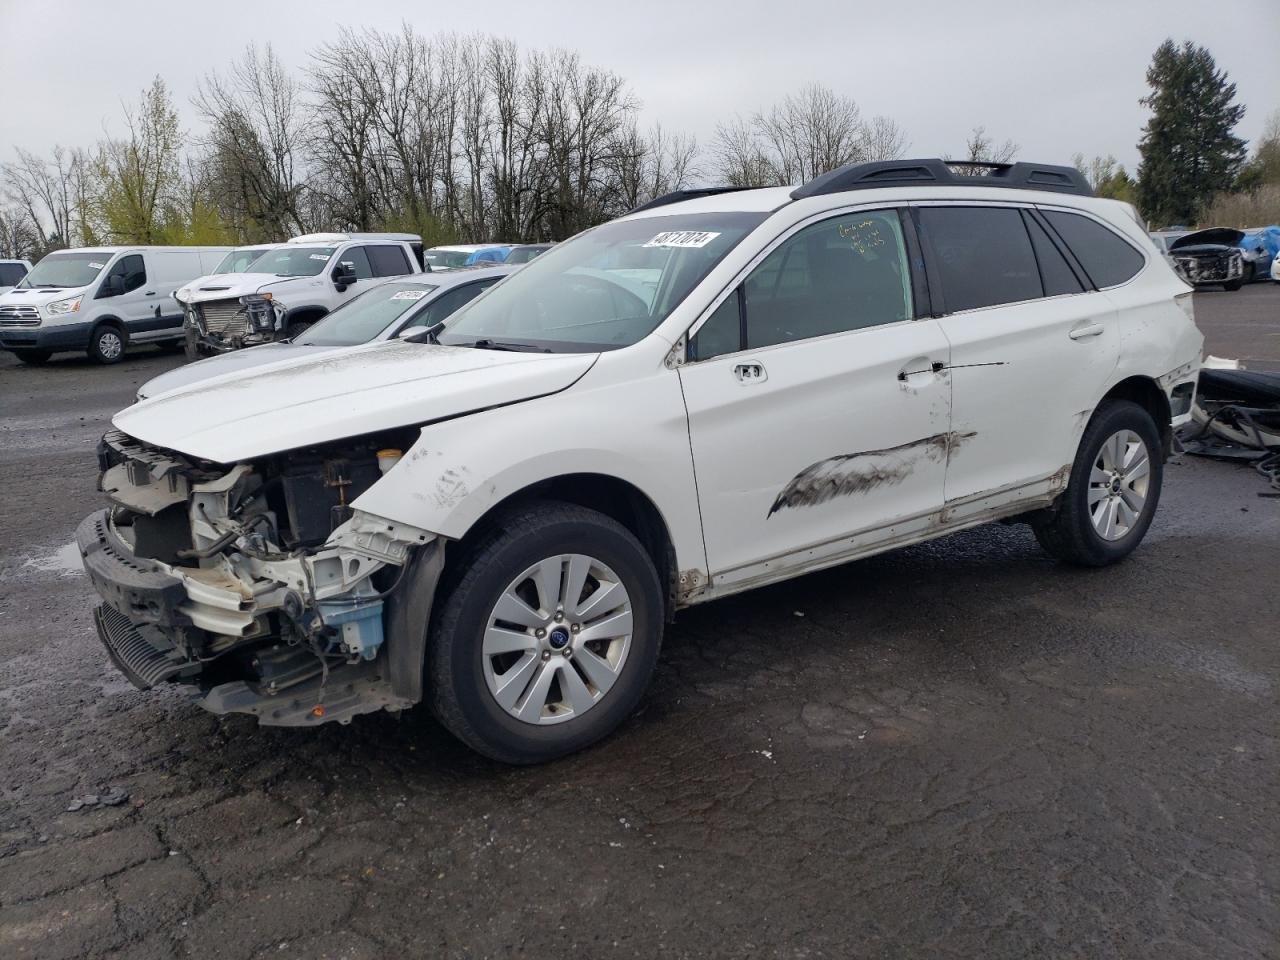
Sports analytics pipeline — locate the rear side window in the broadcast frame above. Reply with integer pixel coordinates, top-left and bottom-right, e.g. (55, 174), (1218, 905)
(368, 245), (412, 277)
(1023, 213), (1084, 296)
(917, 207), (1040, 312)
(1042, 211), (1145, 288)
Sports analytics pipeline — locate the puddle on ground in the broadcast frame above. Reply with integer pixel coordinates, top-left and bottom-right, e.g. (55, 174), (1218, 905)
(23, 542), (84, 576)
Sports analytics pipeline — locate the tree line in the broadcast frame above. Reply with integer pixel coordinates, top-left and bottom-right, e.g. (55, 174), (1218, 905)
(3, 30), (1276, 262)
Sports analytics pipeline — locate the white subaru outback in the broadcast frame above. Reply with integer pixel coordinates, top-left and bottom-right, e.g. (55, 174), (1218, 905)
(78, 159), (1202, 763)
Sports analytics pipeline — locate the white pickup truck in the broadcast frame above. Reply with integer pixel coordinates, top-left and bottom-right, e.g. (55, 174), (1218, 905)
(178, 233), (423, 356)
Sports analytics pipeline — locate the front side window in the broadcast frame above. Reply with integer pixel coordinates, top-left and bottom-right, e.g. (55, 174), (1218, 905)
(107, 254), (146, 293)
(690, 210), (914, 359)
(339, 247), (374, 279)
(419, 279), (500, 327)
(1043, 211), (1146, 288)
(252, 246), (338, 278)
(296, 281), (439, 346)
(917, 206), (1041, 313)
(438, 212), (766, 352)
(18, 252), (110, 289)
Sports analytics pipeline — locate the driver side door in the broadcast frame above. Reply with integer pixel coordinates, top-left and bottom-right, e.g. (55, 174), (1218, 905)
(678, 209), (953, 592)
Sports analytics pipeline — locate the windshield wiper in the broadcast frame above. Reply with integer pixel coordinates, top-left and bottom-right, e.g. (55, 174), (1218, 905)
(465, 338), (551, 353)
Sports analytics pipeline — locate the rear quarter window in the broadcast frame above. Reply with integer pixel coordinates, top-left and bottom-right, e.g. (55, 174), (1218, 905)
(1042, 211), (1146, 288)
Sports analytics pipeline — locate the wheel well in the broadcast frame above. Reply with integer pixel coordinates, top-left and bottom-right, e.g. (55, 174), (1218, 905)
(1101, 376), (1172, 457)
(458, 474), (680, 620)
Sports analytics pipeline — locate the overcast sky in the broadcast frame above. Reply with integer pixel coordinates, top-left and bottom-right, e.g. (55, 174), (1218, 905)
(1, 0), (1277, 179)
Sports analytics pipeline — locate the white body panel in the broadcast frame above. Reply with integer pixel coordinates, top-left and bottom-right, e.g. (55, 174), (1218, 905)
(106, 181), (1203, 604)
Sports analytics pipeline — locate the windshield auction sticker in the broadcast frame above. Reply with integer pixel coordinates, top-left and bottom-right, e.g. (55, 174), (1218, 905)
(390, 290), (428, 300)
(643, 231), (721, 249)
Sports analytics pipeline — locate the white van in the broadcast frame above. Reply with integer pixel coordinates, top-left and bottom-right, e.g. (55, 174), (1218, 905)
(0, 246), (232, 364)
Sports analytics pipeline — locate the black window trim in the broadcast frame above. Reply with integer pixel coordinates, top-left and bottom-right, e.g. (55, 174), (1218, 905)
(1034, 204), (1149, 291)
(1021, 208), (1091, 293)
(912, 199), (1107, 317)
(684, 203), (924, 363)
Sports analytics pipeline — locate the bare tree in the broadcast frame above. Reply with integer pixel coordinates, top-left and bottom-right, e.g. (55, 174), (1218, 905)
(862, 116), (909, 162)
(194, 44), (307, 239)
(0, 205), (40, 259)
(950, 125), (1019, 175)
(1, 145), (88, 249)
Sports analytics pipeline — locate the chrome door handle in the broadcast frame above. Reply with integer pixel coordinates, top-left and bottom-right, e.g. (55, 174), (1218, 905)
(1069, 321), (1105, 340)
(733, 362), (767, 383)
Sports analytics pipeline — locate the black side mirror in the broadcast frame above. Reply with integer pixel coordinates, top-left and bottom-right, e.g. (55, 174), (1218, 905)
(100, 274), (124, 298)
(332, 263), (357, 289)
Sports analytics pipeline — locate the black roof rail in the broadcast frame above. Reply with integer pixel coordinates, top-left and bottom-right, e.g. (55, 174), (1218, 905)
(630, 186), (760, 213)
(790, 158), (1093, 200)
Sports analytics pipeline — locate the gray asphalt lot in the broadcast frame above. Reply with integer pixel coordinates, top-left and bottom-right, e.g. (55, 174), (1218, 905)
(0, 284), (1277, 959)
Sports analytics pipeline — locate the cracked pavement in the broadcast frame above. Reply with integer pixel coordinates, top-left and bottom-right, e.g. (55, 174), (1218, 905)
(1, 286), (1277, 959)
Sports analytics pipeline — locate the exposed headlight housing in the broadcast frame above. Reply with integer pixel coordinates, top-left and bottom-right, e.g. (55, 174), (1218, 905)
(44, 295), (82, 317)
(240, 293), (276, 332)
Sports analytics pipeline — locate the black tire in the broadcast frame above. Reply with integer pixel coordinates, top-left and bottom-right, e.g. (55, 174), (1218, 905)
(88, 324), (126, 364)
(284, 322), (310, 342)
(1033, 400), (1163, 567)
(183, 324), (202, 361)
(1223, 276), (1244, 291)
(12, 349), (52, 365)
(428, 501), (664, 764)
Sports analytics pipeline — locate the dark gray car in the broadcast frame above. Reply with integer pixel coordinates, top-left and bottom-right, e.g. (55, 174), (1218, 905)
(137, 265), (513, 400)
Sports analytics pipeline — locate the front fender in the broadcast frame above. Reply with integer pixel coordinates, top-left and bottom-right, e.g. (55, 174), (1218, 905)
(350, 368), (707, 579)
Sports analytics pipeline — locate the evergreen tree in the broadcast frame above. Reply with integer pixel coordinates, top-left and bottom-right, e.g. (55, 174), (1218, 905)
(1136, 40), (1246, 226)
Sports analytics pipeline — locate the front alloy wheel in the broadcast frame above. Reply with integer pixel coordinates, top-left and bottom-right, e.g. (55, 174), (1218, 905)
(483, 554), (633, 725)
(429, 502), (663, 764)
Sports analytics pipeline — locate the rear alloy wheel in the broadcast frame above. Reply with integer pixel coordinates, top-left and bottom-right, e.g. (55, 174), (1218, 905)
(1033, 400), (1163, 566)
(89, 325), (125, 364)
(429, 502), (663, 763)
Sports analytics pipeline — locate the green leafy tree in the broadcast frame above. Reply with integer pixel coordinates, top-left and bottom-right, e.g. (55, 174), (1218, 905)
(1236, 109), (1280, 191)
(1136, 40), (1246, 226)
(94, 77), (185, 243)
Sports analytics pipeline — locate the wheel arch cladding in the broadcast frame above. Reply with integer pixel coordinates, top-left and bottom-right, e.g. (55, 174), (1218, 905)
(1101, 376), (1172, 458)
(456, 473), (682, 618)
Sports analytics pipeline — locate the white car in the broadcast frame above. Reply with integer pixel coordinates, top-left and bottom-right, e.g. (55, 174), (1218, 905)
(138, 266), (515, 400)
(179, 233), (423, 357)
(78, 158), (1202, 764)
(423, 243), (513, 269)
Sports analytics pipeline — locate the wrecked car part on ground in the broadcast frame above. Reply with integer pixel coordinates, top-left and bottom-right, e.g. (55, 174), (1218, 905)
(78, 428), (434, 725)
(1180, 367), (1280, 492)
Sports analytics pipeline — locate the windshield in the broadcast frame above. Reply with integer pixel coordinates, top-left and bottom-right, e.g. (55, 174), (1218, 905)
(214, 247), (272, 274)
(505, 246), (547, 264)
(251, 246), (337, 277)
(425, 248), (473, 269)
(438, 213), (766, 351)
(17, 252), (112, 289)
(297, 281), (439, 346)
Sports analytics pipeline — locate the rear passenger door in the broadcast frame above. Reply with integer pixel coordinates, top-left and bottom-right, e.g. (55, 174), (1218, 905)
(679, 209), (952, 585)
(914, 204), (1120, 506)
(368, 244), (415, 279)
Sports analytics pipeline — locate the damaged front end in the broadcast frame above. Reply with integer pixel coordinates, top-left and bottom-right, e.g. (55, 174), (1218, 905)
(77, 429), (436, 726)
(186, 293), (287, 355)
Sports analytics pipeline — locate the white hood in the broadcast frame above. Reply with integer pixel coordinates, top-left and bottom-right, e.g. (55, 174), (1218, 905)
(136, 342), (345, 400)
(115, 339), (598, 462)
(0, 283), (92, 308)
(178, 273), (318, 305)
